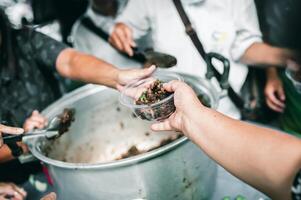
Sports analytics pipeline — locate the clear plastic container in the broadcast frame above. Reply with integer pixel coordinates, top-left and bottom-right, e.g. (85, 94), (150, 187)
(120, 71), (182, 121)
(285, 68), (301, 93)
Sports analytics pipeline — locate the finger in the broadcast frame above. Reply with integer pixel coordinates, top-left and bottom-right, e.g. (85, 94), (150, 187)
(116, 84), (124, 92)
(0, 124), (24, 135)
(123, 26), (136, 47)
(115, 28), (132, 55)
(163, 80), (182, 93)
(267, 92), (285, 108)
(41, 192), (57, 200)
(32, 110), (40, 116)
(24, 120), (43, 131)
(145, 65), (156, 76)
(0, 195), (6, 200)
(123, 27), (135, 56)
(109, 34), (123, 52)
(266, 98), (284, 113)
(137, 65), (156, 79)
(0, 186), (23, 200)
(0, 185), (15, 195)
(28, 115), (47, 125)
(151, 120), (173, 131)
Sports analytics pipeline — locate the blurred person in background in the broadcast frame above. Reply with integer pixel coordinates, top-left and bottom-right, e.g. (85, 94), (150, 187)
(71, 0), (151, 69)
(151, 80), (301, 200)
(260, 0), (301, 138)
(109, 0), (296, 119)
(69, 0), (146, 91)
(0, 7), (155, 194)
(265, 66), (301, 138)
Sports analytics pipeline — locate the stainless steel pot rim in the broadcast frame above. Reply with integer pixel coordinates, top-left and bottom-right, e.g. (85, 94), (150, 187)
(30, 136), (188, 170)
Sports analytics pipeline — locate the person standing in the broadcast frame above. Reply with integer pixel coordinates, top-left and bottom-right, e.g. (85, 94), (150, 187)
(109, 0), (295, 119)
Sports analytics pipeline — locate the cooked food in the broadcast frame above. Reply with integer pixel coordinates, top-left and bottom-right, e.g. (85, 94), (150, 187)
(134, 79), (175, 121)
(135, 80), (172, 105)
(58, 108), (75, 135)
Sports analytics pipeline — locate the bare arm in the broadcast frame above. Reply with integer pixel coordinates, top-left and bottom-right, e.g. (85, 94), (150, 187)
(185, 106), (300, 199)
(241, 42), (295, 67)
(152, 81), (301, 199)
(56, 48), (155, 89)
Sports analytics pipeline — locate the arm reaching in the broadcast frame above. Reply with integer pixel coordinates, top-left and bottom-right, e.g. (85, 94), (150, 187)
(241, 42), (297, 67)
(152, 81), (301, 200)
(56, 48), (156, 89)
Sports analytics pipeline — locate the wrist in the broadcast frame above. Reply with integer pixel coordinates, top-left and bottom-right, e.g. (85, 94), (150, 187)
(266, 68), (279, 81)
(181, 101), (205, 137)
(271, 47), (293, 66)
(111, 67), (120, 89)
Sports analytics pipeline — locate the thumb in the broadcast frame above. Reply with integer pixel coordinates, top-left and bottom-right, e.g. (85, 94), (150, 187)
(151, 120), (173, 131)
(116, 84), (124, 92)
(139, 65), (156, 78)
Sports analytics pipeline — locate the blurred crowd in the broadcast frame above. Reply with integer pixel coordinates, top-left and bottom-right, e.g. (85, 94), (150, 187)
(0, 0), (300, 199)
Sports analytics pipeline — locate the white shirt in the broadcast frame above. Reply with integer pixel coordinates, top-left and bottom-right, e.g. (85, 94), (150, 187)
(71, 1), (143, 69)
(117, 0), (262, 118)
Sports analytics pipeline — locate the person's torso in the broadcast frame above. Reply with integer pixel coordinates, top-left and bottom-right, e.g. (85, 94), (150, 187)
(146, 0), (249, 93)
(0, 30), (61, 126)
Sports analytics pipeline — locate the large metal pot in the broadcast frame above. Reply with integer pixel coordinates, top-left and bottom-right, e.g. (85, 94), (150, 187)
(26, 73), (223, 200)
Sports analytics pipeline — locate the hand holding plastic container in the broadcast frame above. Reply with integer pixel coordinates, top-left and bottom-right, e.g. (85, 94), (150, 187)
(119, 71), (182, 121)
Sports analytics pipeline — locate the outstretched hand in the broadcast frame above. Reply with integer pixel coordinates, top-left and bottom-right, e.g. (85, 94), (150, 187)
(116, 65), (156, 91)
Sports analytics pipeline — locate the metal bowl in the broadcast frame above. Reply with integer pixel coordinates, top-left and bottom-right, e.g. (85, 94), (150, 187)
(26, 73), (221, 200)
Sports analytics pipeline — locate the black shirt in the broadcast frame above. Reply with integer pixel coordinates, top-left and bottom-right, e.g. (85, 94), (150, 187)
(0, 29), (68, 126)
(0, 28), (67, 184)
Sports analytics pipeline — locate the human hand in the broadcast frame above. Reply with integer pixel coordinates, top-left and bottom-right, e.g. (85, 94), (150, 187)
(0, 183), (27, 200)
(264, 73), (285, 113)
(151, 81), (202, 133)
(0, 125), (24, 148)
(40, 192), (57, 200)
(23, 110), (48, 132)
(116, 65), (156, 91)
(109, 23), (136, 56)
